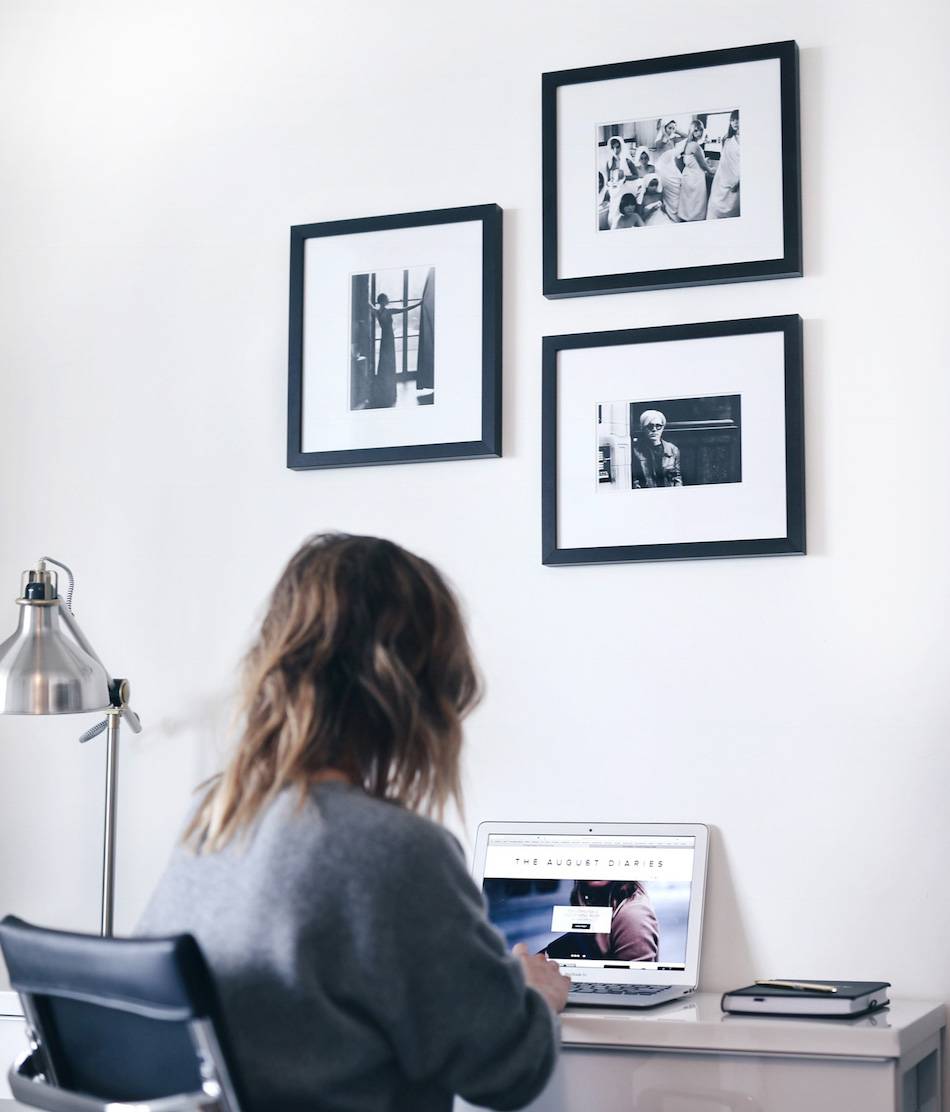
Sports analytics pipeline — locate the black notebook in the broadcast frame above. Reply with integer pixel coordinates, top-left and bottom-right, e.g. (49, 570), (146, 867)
(721, 980), (891, 1017)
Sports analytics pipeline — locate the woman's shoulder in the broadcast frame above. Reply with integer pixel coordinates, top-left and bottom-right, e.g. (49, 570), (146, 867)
(306, 784), (462, 862)
(223, 785), (466, 905)
(614, 886), (658, 928)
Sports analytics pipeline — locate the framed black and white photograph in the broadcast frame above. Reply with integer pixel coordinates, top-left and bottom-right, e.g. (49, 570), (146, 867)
(288, 204), (502, 469)
(542, 41), (801, 297)
(542, 315), (804, 565)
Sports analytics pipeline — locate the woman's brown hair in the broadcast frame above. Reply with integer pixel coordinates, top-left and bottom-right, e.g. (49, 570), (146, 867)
(186, 534), (480, 851)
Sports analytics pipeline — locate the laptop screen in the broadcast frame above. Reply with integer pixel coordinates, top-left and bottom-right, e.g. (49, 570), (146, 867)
(482, 832), (696, 974)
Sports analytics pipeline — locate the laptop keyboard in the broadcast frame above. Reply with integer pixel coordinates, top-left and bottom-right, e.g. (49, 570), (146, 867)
(570, 983), (671, 996)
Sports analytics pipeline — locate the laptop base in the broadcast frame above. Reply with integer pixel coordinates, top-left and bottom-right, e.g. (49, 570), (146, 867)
(567, 985), (694, 1009)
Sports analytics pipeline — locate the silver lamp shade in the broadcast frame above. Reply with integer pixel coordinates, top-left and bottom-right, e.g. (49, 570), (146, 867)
(0, 569), (111, 715)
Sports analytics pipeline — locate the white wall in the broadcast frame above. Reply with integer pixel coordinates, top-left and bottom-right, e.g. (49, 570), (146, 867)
(1, 0), (949, 1079)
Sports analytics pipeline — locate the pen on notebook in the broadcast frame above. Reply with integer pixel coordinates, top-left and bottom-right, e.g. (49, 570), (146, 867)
(755, 979), (838, 994)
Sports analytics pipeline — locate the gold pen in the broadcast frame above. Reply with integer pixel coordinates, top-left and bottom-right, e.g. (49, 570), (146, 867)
(755, 979), (837, 994)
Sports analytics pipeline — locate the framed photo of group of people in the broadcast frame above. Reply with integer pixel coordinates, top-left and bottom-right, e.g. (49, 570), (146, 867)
(542, 40), (801, 297)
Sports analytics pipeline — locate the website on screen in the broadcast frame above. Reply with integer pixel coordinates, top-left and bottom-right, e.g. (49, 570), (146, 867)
(482, 834), (695, 971)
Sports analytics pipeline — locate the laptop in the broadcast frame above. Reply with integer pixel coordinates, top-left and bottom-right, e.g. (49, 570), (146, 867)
(473, 822), (708, 1008)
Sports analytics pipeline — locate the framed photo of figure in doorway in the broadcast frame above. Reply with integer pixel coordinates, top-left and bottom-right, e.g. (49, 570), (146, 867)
(288, 204), (502, 469)
(542, 315), (805, 565)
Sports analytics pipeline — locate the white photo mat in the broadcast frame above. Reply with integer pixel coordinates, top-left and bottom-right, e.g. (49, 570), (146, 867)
(556, 330), (789, 550)
(302, 220), (484, 453)
(557, 58), (784, 280)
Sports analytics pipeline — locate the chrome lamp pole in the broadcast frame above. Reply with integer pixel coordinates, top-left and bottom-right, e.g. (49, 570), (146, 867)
(0, 559), (141, 936)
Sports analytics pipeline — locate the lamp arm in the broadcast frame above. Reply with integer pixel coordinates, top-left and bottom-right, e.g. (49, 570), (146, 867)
(119, 701), (142, 734)
(79, 719), (109, 744)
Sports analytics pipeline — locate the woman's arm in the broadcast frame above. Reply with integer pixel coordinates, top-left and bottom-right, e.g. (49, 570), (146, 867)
(348, 823), (562, 1110)
(655, 123), (681, 144)
(513, 944), (572, 1013)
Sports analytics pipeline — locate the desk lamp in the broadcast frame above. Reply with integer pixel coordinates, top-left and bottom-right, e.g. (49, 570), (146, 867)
(0, 558), (141, 936)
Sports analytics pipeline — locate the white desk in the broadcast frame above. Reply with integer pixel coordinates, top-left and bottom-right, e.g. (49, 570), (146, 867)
(1, 990), (944, 1111)
(465, 994), (944, 1112)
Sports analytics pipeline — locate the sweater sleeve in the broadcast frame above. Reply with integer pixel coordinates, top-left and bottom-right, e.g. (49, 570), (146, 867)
(344, 823), (559, 1110)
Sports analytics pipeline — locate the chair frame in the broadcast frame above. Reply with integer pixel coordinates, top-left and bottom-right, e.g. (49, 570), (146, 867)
(8, 990), (242, 1112)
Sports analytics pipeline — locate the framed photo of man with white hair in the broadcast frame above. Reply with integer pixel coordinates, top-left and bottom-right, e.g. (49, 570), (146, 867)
(542, 315), (804, 565)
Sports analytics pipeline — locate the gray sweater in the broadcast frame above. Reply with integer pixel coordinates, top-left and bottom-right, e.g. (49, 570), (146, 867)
(137, 783), (557, 1111)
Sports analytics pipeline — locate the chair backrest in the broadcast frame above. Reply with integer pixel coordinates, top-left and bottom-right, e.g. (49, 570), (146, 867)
(0, 915), (246, 1111)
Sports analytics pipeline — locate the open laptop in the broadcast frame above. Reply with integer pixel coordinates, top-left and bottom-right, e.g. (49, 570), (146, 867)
(473, 822), (708, 1008)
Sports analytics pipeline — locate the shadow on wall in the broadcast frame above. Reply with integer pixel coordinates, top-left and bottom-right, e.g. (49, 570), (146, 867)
(127, 691), (235, 814)
(700, 827), (756, 990)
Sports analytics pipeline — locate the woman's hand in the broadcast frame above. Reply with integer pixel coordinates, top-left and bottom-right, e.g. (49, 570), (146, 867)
(513, 943), (572, 1013)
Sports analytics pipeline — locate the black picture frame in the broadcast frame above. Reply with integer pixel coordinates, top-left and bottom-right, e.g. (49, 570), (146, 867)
(287, 204), (503, 470)
(542, 41), (802, 298)
(542, 315), (805, 565)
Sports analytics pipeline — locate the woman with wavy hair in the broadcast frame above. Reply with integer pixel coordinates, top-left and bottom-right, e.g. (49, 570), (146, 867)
(139, 534), (567, 1112)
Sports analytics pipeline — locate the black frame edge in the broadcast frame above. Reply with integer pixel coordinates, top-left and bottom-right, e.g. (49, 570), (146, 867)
(287, 204), (504, 471)
(542, 40), (803, 299)
(541, 314), (806, 566)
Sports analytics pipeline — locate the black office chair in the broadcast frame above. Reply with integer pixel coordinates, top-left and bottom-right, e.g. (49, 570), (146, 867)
(0, 915), (246, 1111)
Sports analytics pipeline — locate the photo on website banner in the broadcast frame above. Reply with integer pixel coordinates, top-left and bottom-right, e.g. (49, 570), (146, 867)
(483, 878), (691, 965)
(597, 394), (742, 492)
(596, 110), (740, 231)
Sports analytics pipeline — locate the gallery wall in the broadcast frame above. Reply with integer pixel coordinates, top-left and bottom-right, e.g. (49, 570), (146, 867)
(1, 0), (949, 1077)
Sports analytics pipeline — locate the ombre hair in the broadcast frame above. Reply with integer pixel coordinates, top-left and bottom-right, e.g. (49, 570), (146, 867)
(186, 534), (480, 851)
